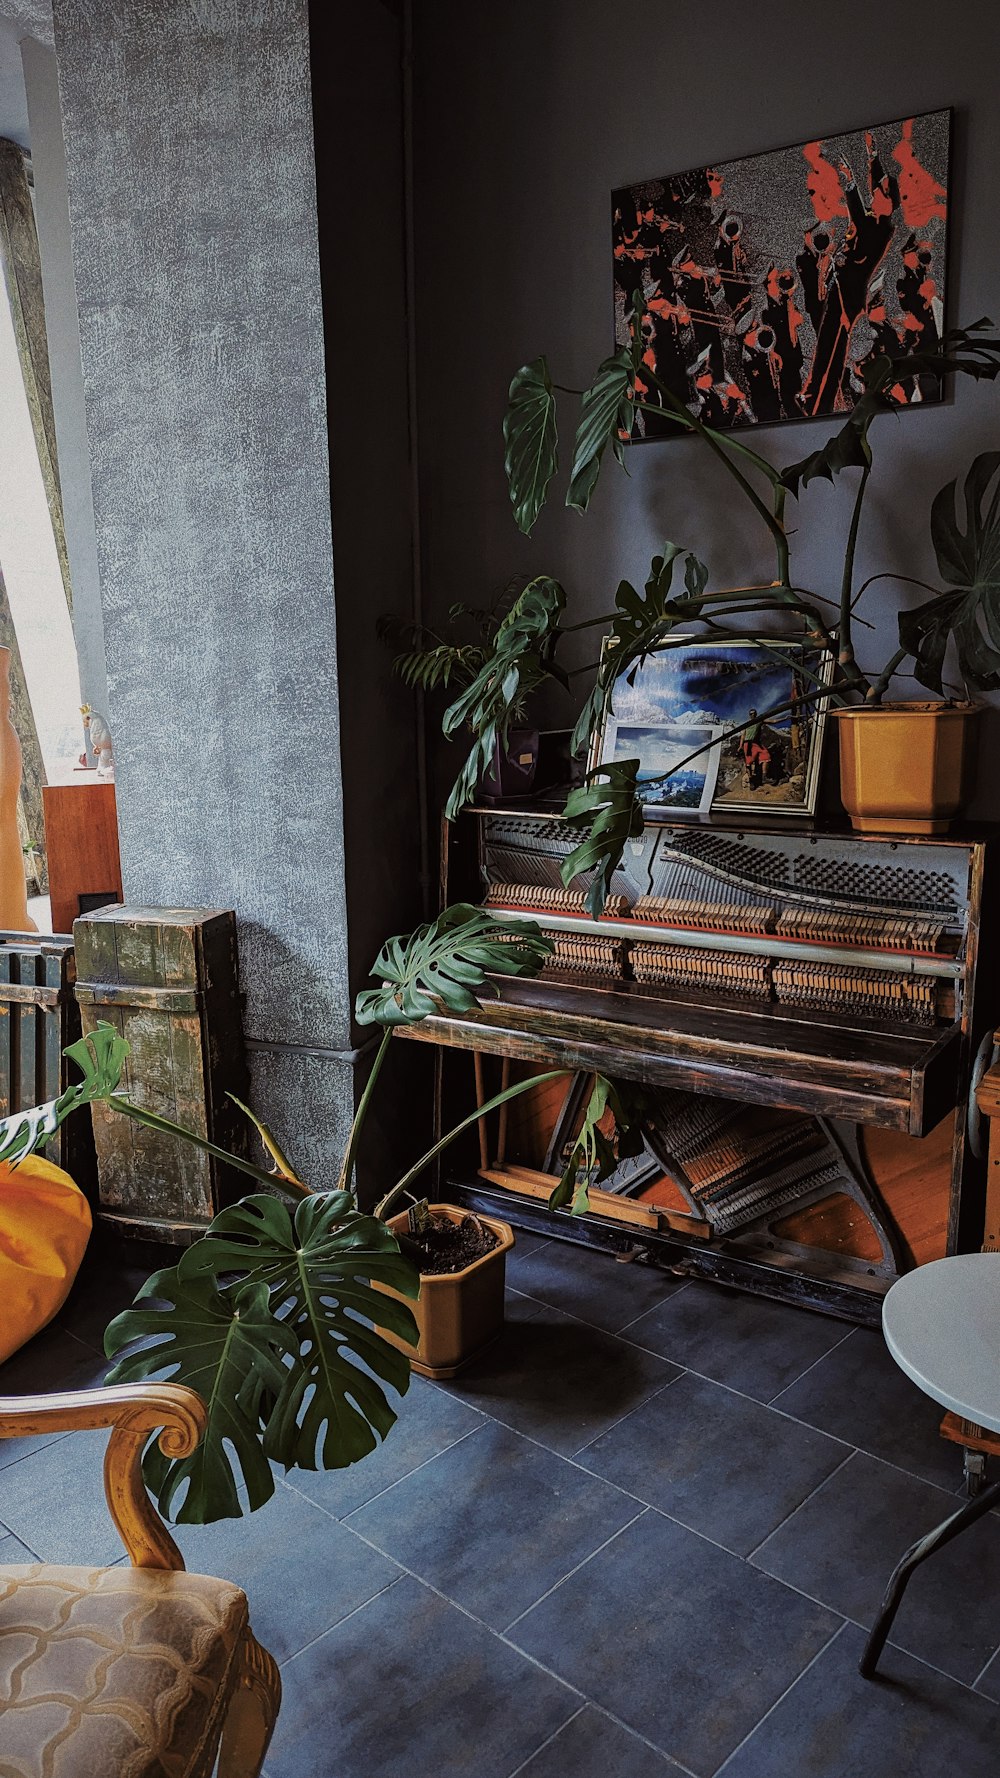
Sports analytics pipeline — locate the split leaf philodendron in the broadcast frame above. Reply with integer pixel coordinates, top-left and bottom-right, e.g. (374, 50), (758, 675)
(0, 906), (639, 1523)
(393, 302), (1000, 908)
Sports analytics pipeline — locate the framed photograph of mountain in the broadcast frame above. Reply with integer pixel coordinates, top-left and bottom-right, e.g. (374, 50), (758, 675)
(612, 108), (950, 434)
(592, 638), (834, 819)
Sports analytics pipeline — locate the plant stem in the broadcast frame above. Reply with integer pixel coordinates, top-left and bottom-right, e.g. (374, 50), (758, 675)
(105, 1096), (314, 1198)
(337, 1027), (394, 1197)
(595, 682), (838, 791)
(560, 614), (618, 633)
(839, 460), (871, 676)
(850, 570), (940, 612)
(866, 646), (909, 703)
(635, 379), (790, 583)
(373, 1067), (572, 1221)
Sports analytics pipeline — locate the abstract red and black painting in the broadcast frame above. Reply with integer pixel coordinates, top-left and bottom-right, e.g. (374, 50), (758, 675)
(612, 109), (949, 434)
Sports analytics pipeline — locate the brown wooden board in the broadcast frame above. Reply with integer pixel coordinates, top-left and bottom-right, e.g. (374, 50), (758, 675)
(43, 782), (123, 936)
(400, 975), (961, 1135)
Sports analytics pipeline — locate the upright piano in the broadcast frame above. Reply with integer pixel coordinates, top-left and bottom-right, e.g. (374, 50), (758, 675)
(400, 805), (1000, 1323)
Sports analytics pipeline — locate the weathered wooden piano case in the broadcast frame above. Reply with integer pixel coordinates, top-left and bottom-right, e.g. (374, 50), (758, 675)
(401, 807), (1000, 1324)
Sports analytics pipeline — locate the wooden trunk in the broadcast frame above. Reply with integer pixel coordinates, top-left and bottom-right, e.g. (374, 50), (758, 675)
(0, 931), (94, 1189)
(73, 906), (249, 1242)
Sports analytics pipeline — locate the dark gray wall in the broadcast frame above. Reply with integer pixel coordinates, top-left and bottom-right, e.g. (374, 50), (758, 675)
(412, 0), (1000, 810)
(52, 0), (422, 1182)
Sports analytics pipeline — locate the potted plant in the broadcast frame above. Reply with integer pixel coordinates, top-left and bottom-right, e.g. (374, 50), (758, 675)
(0, 905), (625, 1523)
(378, 588), (541, 801)
(420, 301), (1000, 900)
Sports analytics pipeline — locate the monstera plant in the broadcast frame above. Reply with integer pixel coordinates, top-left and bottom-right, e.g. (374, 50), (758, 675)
(0, 906), (631, 1524)
(399, 299), (1000, 897)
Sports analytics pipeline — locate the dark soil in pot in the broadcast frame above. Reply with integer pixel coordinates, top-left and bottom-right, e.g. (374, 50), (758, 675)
(398, 1210), (500, 1275)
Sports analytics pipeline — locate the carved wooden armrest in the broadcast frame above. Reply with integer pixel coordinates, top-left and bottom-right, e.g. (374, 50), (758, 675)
(0, 1383), (206, 1571)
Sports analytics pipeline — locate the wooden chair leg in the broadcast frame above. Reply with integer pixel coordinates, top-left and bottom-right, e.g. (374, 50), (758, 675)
(217, 1625), (282, 1778)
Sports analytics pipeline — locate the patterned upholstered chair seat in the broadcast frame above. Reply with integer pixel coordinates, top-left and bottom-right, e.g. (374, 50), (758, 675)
(0, 1385), (279, 1778)
(0, 1564), (247, 1778)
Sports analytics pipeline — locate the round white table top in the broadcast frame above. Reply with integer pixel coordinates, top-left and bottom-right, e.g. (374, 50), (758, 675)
(882, 1253), (1000, 1434)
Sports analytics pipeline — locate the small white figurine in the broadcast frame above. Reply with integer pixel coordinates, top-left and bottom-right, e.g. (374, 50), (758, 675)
(80, 705), (114, 780)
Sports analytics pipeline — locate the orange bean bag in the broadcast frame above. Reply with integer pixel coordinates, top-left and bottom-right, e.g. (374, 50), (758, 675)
(0, 1155), (92, 1363)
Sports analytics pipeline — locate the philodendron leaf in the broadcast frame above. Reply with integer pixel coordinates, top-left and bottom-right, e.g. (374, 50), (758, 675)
(566, 347), (638, 513)
(900, 451), (1000, 693)
(560, 759), (645, 917)
(504, 357), (558, 535)
(781, 320), (1000, 498)
(356, 902), (552, 1027)
(441, 576), (566, 821)
(0, 1020), (129, 1167)
(570, 547), (710, 760)
(104, 1267), (296, 1523)
(178, 1192), (420, 1476)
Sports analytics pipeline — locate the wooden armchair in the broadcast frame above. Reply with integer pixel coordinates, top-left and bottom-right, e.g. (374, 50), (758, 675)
(0, 1383), (280, 1777)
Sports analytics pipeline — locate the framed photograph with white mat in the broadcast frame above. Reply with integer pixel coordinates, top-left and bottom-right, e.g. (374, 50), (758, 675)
(591, 636), (834, 818)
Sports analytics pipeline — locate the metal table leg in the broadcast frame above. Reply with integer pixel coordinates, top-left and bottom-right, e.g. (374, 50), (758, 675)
(859, 1475), (1000, 1678)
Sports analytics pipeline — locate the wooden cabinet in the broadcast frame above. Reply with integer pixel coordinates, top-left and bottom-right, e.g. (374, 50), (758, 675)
(42, 781), (123, 935)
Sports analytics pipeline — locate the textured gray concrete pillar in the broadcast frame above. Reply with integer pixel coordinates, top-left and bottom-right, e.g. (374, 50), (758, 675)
(51, 0), (357, 1179)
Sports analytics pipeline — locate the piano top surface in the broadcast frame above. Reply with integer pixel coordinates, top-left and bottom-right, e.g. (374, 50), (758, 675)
(470, 798), (1000, 847)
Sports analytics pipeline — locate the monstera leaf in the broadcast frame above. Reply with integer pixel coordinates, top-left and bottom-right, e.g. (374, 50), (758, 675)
(504, 358), (559, 535)
(104, 1269), (297, 1522)
(560, 760), (645, 918)
(782, 321), (1000, 497)
(566, 347), (638, 513)
(899, 451), (1000, 693)
(441, 577), (566, 820)
(0, 1022), (128, 1166)
(178, 1193), (419, 1476)
(105, 1192), (422, 1522)
(356, 903), (552, 1027)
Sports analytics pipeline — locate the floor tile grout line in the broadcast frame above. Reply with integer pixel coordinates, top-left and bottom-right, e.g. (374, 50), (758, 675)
(627, 1356), (968, 1497)
(505, 1276), (696, 1343)
(572, 1368), (690, 1461)
(764, 1326), (856, 1406)
(280, 1420), (486, 1522)
(748, 1412), (970, 1500)
(711, 1620), (849, 1777)
(317, 1529), (596, 1711)
(418, 1397), (673, 1513)
(0, 1429), (76, 1476)
(971, 1644), (1000, 1693)
(736, 1555), (998, 1699)
(614, 1283), (699, 1338)
(424, 1367), (686, 1477)
(501, 1704), (589, 1778)
(579, 1701), (698, 1776)
(501, 1507), (650, 1635)
(744, 1449), (858, 1563)
(425, 1299), (960, 1493)
(278, 1574), (407, 1670)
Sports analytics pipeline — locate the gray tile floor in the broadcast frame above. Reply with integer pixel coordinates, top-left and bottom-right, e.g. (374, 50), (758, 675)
(2, 1228), (1000, 1777)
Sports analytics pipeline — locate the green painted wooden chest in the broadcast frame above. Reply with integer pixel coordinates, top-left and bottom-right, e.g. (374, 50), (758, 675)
(73, 906), (249, 1241)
